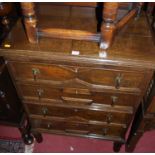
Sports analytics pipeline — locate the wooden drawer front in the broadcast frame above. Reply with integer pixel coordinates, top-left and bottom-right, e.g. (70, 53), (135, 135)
(30, 117), (126, 138)
(17, 83), (63, 102)
(78, 68), (144, 91)
(17, 83), (91, 104)
(26, 103), (132, 125)
(91, 92), (139, 108)
(10, 62), (76, 82)
(17, 83), (139, 108)
(10, 62), (145, 91)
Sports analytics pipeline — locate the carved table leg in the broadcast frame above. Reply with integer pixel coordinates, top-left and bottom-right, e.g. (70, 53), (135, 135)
(113, 142), (123, 152)
(126, 131), (143, 152)
(32, 131), (43, 143)
(125, 103), (144, 152)
(126, 75), (155, 152)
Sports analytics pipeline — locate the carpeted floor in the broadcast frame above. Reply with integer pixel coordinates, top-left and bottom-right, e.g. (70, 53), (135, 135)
(0, 138), (25, 153)
(0, 125), (155, 152)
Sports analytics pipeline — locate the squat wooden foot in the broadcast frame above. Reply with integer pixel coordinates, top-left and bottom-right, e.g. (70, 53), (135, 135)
(18, 116), (34, 145)
(22, 132), (34, 145)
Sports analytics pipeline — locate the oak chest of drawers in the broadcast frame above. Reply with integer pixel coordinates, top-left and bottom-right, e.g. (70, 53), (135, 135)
(7, 58), (152, 148)
(1, 4), (155, 152)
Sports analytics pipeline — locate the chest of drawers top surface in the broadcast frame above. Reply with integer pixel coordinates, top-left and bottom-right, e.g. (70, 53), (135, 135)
(0, 11), (155, 69)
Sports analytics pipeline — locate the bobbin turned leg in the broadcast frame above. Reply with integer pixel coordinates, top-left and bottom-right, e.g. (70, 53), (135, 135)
(20, 2), (38, 43)
(100, 2), (118, 50)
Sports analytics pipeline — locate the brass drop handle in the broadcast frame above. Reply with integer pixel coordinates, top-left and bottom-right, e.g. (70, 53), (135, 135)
(106, 113), (112, 124)
(103, 128), (108, 136)
(111, 96), (118, 106)
(37, 88), (44, 100)
(32, 68), (40, 81)
(115, 74), (122, 89)
(47, 123), (52, 129)
(42, 107), (48, 117)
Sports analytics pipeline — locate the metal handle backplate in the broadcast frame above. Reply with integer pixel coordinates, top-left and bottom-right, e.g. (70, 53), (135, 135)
(32, 68), (40, 81)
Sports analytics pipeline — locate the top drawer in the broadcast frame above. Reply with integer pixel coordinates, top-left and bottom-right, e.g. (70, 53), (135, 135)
(9, 61), (146, 92)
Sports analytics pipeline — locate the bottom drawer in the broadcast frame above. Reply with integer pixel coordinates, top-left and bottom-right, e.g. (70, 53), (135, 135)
(30, 117), (126, 140)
